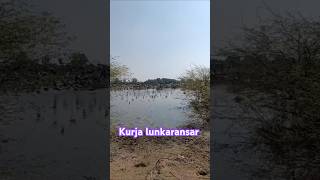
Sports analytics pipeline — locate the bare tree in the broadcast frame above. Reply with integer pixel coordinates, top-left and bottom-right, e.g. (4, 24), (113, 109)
(219, 13), (320, 179)
(0, 0), (73, 62)
(180, 65), (210, 123)
(110, 56), (129, 82)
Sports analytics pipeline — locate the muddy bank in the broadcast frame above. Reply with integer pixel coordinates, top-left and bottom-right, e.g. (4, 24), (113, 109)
(110, 130), (210, 180)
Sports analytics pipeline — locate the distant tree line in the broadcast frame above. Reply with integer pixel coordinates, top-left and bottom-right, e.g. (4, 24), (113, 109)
(111, 77), (180, 89)
(144, 78), (179, 85)
(0, 52), (108, 92)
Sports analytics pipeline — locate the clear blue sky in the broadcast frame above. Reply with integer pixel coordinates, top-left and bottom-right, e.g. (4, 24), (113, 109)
(111, 0), (210, 81)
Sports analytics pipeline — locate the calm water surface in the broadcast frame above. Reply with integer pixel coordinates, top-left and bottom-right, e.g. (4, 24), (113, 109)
(111, 88), (191, 128)
(0, 90), (107, 180)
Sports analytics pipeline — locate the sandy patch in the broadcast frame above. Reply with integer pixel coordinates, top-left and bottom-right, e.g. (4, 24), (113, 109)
(111, 131), (210, 180)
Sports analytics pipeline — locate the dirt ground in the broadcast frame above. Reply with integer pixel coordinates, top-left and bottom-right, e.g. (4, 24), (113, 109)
(110, 130), (210, 180)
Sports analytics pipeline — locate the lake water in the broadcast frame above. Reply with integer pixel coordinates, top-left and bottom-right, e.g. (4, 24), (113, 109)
(111, 88), (191, 128)
(0, 88), (192, 179)
(0, 90), (108, 180)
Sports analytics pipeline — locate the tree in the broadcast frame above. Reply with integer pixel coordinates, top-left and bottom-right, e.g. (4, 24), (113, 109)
(180, 65), (210, 122)
(0, 0), (72, 62)
(219, 13), (320, 179)
(110, 57), (129, 82)
(131, 78), (138, 83)
(69, 53), (89, 66)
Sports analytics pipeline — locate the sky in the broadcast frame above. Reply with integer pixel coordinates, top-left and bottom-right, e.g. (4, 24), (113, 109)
(28, 0), (320, 68)
(111, 0), (210, 81)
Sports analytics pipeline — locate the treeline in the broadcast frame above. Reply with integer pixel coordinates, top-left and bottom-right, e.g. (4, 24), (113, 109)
(0, 53), (108, 92)
(111, 78), (180, 89)
(144, 78), (179, 86)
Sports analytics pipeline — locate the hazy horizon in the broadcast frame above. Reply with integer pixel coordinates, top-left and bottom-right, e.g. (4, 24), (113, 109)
(111, 0), (210, 81)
